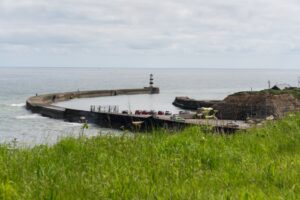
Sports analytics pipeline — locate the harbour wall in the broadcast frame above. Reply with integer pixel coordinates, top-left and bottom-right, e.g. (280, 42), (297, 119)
(25, 87), (184, 131)
(27, 87), (159, 106)
(26, 87), (241, 132)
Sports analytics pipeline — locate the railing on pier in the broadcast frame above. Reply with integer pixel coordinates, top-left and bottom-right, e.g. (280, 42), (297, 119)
(90, 105), (119, 113)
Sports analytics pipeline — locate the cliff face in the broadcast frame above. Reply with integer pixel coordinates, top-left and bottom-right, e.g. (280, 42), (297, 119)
(213, 92), (300, 120)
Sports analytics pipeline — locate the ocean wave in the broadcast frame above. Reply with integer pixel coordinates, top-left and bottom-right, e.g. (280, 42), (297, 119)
(15, 114), (43, 120)
(10, 103), (26, 107)
(65, 122), (82, 127)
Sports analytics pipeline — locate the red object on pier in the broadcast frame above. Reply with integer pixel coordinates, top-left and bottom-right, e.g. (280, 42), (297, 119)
(142, 110), (149, 115)
(135, 110), (142, 115)
(158, 111), (164, 115)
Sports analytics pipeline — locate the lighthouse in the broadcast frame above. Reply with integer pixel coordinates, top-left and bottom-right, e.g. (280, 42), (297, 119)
(145, 74), (159, 94)
(149, 74), (154, 87)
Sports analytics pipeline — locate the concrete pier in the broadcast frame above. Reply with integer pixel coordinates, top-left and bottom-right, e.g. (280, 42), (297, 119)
(26, 87), (165, 131)
(26, 86), (247, 132)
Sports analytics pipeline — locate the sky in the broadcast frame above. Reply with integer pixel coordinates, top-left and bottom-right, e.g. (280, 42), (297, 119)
(0, 0), (300, 68)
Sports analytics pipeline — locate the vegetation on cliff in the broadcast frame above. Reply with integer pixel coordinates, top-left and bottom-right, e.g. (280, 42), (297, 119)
(234, 88), (300, 100)
(261, 88), (300, 100)
(0, 115), (299, 199)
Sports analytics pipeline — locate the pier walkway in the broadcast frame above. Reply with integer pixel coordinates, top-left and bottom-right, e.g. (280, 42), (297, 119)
(26, 87), (250, 132)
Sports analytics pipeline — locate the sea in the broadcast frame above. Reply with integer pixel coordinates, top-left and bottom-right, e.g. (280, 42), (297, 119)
(0, 67), (299, 145)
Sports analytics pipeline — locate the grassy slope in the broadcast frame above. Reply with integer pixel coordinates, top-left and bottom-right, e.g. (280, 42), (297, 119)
(0, 116), (300, 199)
(259, 88), (300, 100)
(234, 88), (300, 100)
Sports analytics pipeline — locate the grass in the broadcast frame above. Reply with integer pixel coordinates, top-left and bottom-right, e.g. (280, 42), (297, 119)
(261, 88), (300, 100)
(234, 88), (300, 100)
(0, 115), (300, 199)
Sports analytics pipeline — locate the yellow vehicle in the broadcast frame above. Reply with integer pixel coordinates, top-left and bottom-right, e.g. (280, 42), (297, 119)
(197, 107), (218, 119)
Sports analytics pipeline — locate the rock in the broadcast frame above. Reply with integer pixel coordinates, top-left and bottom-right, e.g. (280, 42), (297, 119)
(213, 92), (300, 120)
(173, 97), (221, 110)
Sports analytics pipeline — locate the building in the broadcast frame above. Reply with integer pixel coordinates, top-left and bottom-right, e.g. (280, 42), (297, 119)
(271, 83), (292, 90)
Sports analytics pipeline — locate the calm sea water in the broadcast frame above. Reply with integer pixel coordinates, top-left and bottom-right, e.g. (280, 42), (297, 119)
(0, 67), (299, 145)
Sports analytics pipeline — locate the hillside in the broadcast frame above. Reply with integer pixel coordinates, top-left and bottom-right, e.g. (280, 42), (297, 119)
(0, 115), (299, 199)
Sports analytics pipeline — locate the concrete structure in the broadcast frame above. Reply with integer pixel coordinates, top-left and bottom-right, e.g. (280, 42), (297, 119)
(173, 97), (221, 110)
(26, 86), (246, 132)
(26, 87), (162, 130)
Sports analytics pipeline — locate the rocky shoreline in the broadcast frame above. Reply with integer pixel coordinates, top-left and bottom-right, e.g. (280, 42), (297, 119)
(173, 89), (300, 121)
(172, 97), (221, 110)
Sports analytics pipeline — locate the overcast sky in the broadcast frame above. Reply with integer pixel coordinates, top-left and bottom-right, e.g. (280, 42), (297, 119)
(1, 0), (300, 68)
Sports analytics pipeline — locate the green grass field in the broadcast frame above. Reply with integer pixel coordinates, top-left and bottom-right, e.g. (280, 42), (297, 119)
(0, 115), (299, 199)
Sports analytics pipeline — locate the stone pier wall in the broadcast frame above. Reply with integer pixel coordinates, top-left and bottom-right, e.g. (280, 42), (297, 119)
(26, 87), (241, 132)
(26, 87), (166, 131)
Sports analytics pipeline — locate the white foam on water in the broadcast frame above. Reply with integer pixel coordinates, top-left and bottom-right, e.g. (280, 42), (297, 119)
(10, 103), (26, 107)
(64, 122), (82, 127)
(15, 114), (44, 119)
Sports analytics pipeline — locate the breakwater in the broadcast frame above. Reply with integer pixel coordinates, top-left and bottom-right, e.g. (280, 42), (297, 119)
(26, 87), (246, 132)
(26, 87), (184, 131)
(26, 87), (164, 130)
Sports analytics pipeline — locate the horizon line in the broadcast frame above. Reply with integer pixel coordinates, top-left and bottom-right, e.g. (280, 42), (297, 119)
(0, 66), (299, 70)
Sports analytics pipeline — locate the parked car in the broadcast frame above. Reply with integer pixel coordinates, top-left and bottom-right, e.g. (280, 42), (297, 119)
(142, 110), (149, 115)
(165, 111), (172, 115)
(149, 110), (157, 115)
(158, 111), (164, 115)
(135, 110), (142, 115)
(179, 110), (190, 114)
(122, 110), (129, 114)
(170, 115), (185, 122)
